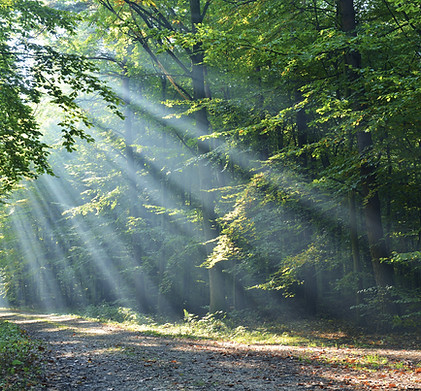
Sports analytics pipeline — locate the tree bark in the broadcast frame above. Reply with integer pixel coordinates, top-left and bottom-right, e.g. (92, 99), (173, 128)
(295, 90), (309, 168)
(349, 189), (362, 318)
(190, 0), (226, 312)
(338, 0), (394, 287)
(122, 74), (151, 312)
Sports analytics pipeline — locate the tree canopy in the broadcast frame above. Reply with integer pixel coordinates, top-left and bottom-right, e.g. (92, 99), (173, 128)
(0, 0), (119, 194)
(0, 0), (420, 331)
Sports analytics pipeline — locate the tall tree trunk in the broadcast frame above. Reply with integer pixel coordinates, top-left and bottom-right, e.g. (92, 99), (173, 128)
(338, 0), (394, 287)
(122, 74), (150, 312)
(190, 0), (226, 312)
(256, 67), (269, 160)
(349, 189), (362, 319)
(295, 90), (308, 168)
(356, 132), (393, 286)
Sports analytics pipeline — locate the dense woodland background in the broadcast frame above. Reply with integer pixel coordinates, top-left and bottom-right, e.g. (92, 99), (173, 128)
(0, 0), (420, 331)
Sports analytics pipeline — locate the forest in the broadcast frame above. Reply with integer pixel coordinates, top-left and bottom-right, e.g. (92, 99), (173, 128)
(0, 0), (421, 334)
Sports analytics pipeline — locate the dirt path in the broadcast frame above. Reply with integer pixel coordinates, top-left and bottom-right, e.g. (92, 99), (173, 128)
(1, 310), (420, 390)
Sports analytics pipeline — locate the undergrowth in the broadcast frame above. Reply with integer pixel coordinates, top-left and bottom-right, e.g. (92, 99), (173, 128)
(77, 304), (421, 350)
(78, 304), (359, 347)
(0, 320), (43, 390)
(83, 303), (155, 325)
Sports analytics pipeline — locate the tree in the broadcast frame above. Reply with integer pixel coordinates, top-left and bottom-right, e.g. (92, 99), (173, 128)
(94, 0), (230, 312)
(1, 0), (420, 327)
(0, 0), (119, 195)
(337, 0), (393, 287)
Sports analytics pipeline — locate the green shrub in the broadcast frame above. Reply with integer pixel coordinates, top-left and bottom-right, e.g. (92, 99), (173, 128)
(185, 310), (230, 333)
(0, 321), (42, 389)
(83, 303), (154, 324)
(351, 286), (421, 331)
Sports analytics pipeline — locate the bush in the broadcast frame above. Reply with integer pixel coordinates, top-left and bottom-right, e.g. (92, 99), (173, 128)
(83, 303), (154, 325)
(0, 321), (42, 389)
(351, 286), (421, 331)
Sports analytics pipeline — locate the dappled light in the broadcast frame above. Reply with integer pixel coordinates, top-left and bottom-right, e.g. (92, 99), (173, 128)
(0, 0), (420, 389)
(1, 309), (420, 390)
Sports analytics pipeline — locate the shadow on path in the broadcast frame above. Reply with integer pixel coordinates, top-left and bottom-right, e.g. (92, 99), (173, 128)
(0, 309), (401, 390)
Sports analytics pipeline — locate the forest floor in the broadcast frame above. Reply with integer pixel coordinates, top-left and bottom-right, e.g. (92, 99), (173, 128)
(0, 309), (420, 390)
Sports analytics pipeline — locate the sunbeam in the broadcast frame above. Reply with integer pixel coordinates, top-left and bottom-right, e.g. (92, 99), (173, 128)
(8, 202), (65, 311)
(1, 0), (419, 341)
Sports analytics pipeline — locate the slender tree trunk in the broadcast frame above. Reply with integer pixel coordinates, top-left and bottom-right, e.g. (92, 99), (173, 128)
(256, 67), (269, 160)
(338, 0), (394, 287)
(122, 74), (150, 312)
(295, 90), (308, 168)
(349, 189), (362, 319)
(209, 263), (225, 312)
(356, 131), (393, 286)
(190, 0), (226, 312)
(157, 77), (169, 315)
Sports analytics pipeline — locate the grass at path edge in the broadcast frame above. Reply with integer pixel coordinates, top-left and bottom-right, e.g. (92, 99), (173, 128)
(0, 319), (44, 390)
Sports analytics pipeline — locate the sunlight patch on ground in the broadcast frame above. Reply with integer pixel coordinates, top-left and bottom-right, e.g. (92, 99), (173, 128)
(124, 338), (165, 348)
(78, 327), (113, 335)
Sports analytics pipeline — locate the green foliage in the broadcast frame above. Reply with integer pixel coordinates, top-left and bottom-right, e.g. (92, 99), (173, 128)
(0, 321), (42, 389)
(183, 310), (230, 334)
(0, 0), (120, 195)
(352, 286), (421, 331)
(83, 304), (154, 325)
(390, 252), (421, 269)
(1, 0), (421, 332)
(79, 307), (363, 348)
